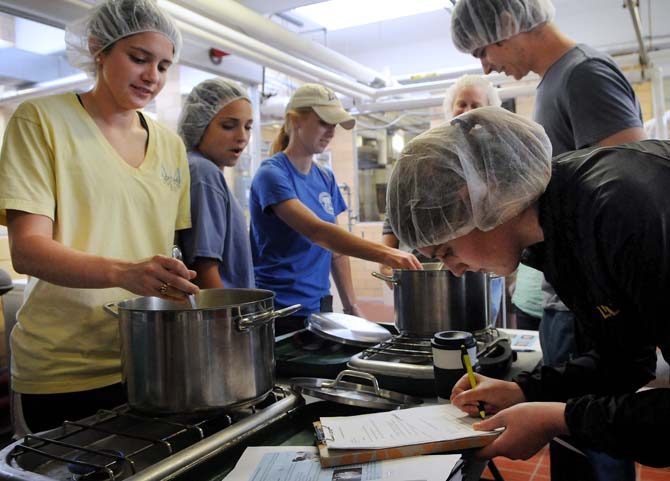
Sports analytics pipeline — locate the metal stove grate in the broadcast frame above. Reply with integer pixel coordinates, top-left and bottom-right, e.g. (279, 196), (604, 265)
(10, 406), (232, 480)
(359, 335), (433, 364)
(0, 387), (302, 481)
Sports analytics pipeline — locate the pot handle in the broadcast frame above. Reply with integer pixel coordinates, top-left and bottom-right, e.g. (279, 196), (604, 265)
(322, 369), (382, 395)
(371, 271), (399, 285)
(103, 302), (119, 318)
(237, 304), (302, 331)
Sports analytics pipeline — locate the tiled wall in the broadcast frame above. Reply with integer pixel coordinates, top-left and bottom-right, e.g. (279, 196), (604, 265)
(329, 126), (388, 303)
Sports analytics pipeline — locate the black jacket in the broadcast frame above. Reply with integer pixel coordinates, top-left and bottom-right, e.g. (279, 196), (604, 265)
(515, 140), (670, 466)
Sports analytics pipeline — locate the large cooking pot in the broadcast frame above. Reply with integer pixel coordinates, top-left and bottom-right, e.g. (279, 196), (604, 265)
(104, 288), (300, 414)
(372, 263), (504, 337)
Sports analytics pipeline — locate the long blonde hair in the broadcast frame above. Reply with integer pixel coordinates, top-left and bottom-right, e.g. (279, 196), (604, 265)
(269, 107), (313, 155)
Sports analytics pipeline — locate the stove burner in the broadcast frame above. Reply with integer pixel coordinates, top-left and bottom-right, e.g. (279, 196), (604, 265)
(348, 328), (515, 396)
(360, 335), (432, 364)
(68, 449), (126, 480)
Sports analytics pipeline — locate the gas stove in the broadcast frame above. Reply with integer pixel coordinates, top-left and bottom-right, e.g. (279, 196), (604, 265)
(348, 328), (515, 396)
(0, 386), (303, 481)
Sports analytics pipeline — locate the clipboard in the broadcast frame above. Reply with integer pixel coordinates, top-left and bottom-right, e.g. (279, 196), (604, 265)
(313, 421), (498, 468)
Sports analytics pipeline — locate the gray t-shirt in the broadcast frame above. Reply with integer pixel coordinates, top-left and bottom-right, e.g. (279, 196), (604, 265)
(534, 44), (643, 310)
(179, 151), (255, 289)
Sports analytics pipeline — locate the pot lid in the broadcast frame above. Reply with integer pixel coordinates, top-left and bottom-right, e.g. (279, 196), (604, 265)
(306, 312), (392, 347)
(290, 370), (423, 410)
(0, 269), (13, 296)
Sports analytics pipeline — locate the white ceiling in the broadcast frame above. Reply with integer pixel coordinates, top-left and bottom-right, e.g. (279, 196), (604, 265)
(0, 0), (669, 101)
(239, 0), (324, 14)
(254, 0), (670, 78)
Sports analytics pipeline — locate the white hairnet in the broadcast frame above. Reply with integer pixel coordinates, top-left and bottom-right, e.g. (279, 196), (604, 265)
(387, 107), (552, 249)
(178, 78), (250, 151)
(65, 0), (182, 76)
(451, 0), (555, 54)
(443, 74), (501, 119)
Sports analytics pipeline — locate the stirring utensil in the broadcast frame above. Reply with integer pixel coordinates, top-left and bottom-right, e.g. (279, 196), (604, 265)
(171, 245), (198, 309)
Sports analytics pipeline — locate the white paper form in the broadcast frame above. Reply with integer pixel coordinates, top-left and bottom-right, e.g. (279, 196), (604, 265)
(320, 403), (496, 450)
(221, 446), (461, 481)
(499, 328), (541, 352)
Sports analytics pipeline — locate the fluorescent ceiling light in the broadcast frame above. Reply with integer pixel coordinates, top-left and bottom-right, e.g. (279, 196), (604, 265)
(294, 0), (446, 31)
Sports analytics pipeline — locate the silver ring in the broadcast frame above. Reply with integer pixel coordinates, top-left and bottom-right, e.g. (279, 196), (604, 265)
(159, 282), (169, 295)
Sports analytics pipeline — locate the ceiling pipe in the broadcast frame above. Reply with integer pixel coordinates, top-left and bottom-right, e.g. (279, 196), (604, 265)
(352, 83), (539, 115)
(178, 23), (371, 101)
(650, 67), (668, 139)
(0, 74), (91, 105)
(353, 97), (442, 115)
(163, 4), (376, 100)
(624, 0), (650, 70)
(372, 73), (539, 100)
(394, 64), (485, 85)
(165, 0), (388, 87)
(615, 48), (670, 71)
(372, 74), (538, 100)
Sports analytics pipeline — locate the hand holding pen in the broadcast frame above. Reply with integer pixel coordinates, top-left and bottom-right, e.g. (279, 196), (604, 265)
(450, 371), (527, 418)
(460, 344), (486, 419)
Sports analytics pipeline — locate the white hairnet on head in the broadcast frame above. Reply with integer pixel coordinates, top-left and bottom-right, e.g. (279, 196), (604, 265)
(178, 78), (250, 151)
(443, 74), (501, 119)
(65, 0), (182, 76)
(451, 0), (555, 54)
(387, 107), (552, 249)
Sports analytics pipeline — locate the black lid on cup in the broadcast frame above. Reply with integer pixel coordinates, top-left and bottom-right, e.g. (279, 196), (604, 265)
(431, 330), (475, 349)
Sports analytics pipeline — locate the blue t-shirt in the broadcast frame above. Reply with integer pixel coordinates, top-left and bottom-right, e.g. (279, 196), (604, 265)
(249, 152), (346, 315)
(179, 151), (255, 288)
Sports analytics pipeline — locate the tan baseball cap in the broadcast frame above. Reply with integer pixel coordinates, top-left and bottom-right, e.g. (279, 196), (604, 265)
(286, 83), (356, 130)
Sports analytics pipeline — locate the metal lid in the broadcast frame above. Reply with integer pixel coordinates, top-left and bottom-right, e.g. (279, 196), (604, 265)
(0, 269), (13, 296)
(307, 312), (392, 347)
(290, 370), (423, 410)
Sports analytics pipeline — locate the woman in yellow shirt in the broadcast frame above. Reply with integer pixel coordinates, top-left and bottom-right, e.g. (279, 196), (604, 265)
(0, 0), (198, 432)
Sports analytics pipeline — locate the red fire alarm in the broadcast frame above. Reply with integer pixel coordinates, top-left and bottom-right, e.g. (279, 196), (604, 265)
(208, 48), (230, 65)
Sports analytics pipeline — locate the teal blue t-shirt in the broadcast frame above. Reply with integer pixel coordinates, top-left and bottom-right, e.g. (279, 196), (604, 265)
(179, 152), (255, 288)
(512, 264), (544, 319)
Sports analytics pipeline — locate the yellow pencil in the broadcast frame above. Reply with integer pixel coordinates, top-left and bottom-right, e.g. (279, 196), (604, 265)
(461, 344), (486, 419)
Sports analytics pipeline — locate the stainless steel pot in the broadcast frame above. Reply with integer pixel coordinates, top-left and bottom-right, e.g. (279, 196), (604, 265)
(104, 288), (300, 414)
(372, 263), (504, 337)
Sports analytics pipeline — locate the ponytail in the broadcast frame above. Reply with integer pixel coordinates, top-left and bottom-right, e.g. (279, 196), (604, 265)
(269, 107), (313, 156)
(269, 124), (290, 155)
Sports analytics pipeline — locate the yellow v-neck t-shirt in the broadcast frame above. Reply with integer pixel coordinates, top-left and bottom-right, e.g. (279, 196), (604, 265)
(0, 92), (190, 394)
